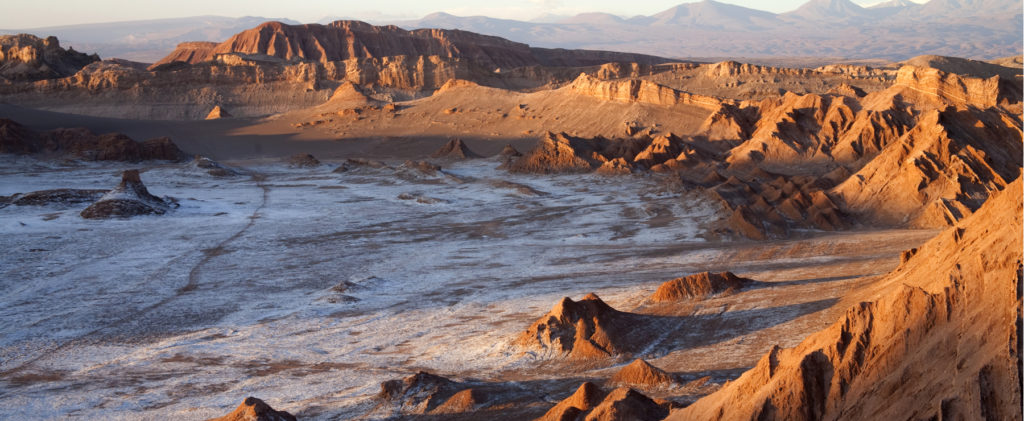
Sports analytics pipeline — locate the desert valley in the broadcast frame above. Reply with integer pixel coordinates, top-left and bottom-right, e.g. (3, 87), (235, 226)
(0, 0), (1021, 420)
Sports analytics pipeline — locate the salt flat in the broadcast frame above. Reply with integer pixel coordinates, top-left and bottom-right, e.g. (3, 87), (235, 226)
(0, 156), (934, 419)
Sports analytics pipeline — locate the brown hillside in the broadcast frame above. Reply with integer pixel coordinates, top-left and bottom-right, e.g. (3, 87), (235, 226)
(832, 105), (1022, 227)
(672, 178), (1023, 420)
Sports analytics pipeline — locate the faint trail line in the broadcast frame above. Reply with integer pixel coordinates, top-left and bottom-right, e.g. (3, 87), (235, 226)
(0, 173), (269, 379)
(179, 174), (269, 294)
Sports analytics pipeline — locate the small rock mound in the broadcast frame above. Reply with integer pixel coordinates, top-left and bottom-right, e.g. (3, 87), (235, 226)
(333, 158), (391, 173)
(650, 271), (753, 302)
(206, 397), (296, 421)
(506, 132), (600, 174)
(585, 387), (670, 421)
(376, 371), (467, 416)
(2, 189), (107, 208)
(538, 383), (670, 421)
(191, 155), (241, 177)
(500, 144), (522, 158)
(80, 170), (172, 219)
(431, 138), (481, 159)
(537, 382), (606, 421)
(431, 388), (485, 414)
(286, 153), (320, 168)
(400, 160), (441, 176)
(517, 293), (640, 359)
(610, 359), (674, 388)
(205, 106), (232, 119)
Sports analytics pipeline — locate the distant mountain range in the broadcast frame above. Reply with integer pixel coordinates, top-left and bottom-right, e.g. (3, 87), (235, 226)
(399, 0), (1022, 60)
(1, 0), (1020, 62)
(0, 16), (300, 62)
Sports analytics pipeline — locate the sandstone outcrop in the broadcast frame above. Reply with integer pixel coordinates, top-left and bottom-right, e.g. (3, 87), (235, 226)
(672, 177), (1023, 421)
(0, 34), (99, 81)
(206, 397), (296, 421)
(609, 359), (675, 388)
(0, 118), (185, 161)
(80, 170), (173, 219)
(649, 271), (754, 302)
(516, 293), (644, 359)
(205, 105), (232, 119)
(537, 382), (671, 421)
(505, 132), (604, 174)
(154, 20), (666, 70)
(569, 73), (725, 110)
(832, 105), (1022, 228)
(431, 138), (480, 159)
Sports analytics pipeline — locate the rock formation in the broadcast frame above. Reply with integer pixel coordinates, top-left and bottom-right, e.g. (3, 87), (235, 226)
(285, 153), (320, 168)
(516, 293), (644, 359)
(80, 170), (173, 219)
(610, 359), (675, 388)
(206, 397), (296, 421)
(0, 118), (185, 161)
(205, 105), (232, 119)
(671, 178), (1023, 421)
(537, 382), (671, 421)
(506, 132), (604, 174)
(832, 105), (1022, 227)
(569, 73), (724, 110)
(537, 382), (606, 421)
(585, 387), (671, 421)
(0, 189), (107, 209)
(0, 34), (99, 81)
(153, 20), (667, 70)
(649, 271), (754, 302)
(431, 138), (481, 159)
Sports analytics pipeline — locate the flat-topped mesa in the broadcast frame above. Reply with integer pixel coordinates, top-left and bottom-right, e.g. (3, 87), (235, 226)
(649, 271), (755, 302)
(206, 397), (296, 421)
(0, 34), (99, 81)
(704, 60), (810, 78)
(894, 65), (1013, 108)
(569, 73), (727, 109)
(516, 293), (638, 360)
(153, 20), (667, 70)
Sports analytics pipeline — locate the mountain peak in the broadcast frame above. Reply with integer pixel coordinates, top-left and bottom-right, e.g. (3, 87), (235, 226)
(788, 0), (870, 20)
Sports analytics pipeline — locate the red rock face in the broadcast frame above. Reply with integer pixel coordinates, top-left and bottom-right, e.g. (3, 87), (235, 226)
(154, 20), (667, 70)
(0, 34), (99, 81)
(673, 178), (1023, 421)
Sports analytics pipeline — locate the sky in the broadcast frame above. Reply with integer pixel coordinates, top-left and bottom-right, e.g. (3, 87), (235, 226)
(2, 0), (927, 29)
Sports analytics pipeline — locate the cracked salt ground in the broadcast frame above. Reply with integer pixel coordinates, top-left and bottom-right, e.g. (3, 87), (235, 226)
(0, 157), (934, 419)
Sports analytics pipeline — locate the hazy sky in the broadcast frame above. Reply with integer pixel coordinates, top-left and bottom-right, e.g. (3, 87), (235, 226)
(3, 0), (926, 29)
